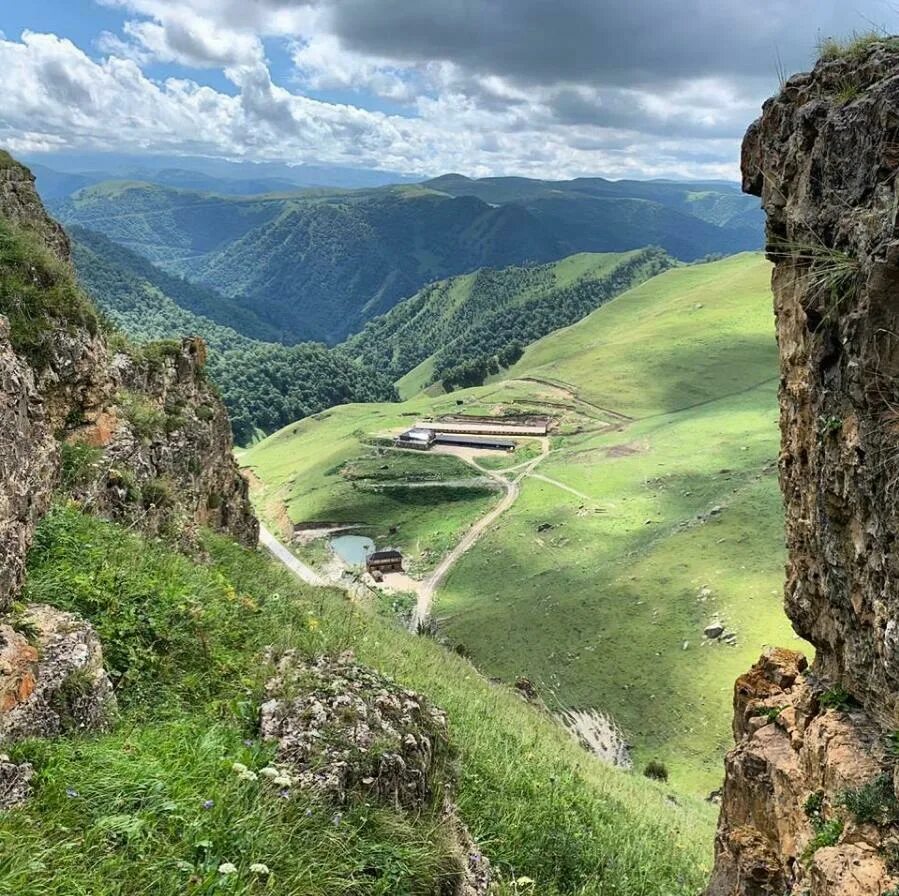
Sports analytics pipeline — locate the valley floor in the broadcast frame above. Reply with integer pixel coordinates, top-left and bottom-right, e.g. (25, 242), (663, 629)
(243, 253), (801, 798)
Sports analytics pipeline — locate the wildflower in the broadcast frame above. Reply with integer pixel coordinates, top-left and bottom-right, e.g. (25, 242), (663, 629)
(249, 863), (270, 875)
(231, 762), (248, 774)
(331, 812), (342, 827)
(65, 788), (79, 798)
(278, 788), (290, 799)
(202, 799), (214, 810)
(218, 862), (238, 875)
(259, 766), (279, 779)
(273, 774), (292, 787)
(242, 739), (254, 747)
(304, 808), (313, 816)
(306, 616), (320, 631)
(238, 769), (258, 782)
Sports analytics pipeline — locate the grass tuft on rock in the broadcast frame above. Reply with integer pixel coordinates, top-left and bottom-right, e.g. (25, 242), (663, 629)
(0, 219), (99, 367)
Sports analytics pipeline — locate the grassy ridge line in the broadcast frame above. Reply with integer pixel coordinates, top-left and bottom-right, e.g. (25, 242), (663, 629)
(342, 249), (671, 390)
(2, 504), (712, 894)
(507, 252), (776, 416)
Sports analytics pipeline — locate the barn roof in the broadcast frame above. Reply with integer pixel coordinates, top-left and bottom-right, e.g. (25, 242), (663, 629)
(368, 549), (402, 561)
(399, 428), (435, 442)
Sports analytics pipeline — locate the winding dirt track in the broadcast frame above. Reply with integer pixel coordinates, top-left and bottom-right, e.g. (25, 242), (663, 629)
(411, 439), (549, 630)
(258, 437), (596, 632)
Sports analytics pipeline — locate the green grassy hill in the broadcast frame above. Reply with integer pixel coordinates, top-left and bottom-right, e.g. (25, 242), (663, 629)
(244, 253), (796, 797)
(55, 177), (762, 345)
(342, 248), (672, 395)
(3, 149), (717, 895)
(5, 504), (714, 896)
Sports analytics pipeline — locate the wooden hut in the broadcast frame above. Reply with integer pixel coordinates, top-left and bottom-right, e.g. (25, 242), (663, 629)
(366, 549), (403, 575)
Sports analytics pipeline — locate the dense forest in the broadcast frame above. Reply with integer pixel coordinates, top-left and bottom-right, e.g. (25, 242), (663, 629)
(72, 229), (396, 444)
(342, 248), (673, 390)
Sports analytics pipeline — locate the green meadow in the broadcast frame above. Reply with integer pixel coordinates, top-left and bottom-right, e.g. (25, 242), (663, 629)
(245, 253), (798, 797)
(3, 504), (712, 895)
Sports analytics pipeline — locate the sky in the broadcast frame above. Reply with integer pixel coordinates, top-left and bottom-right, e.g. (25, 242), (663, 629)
(1, 0), (897, 181)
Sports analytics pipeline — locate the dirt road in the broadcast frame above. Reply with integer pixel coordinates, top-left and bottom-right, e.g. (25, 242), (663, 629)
(411, 439), (549, 629)
(259, 524), (327, 587)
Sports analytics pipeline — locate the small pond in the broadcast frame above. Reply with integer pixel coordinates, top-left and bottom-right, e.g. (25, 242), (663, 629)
(330, 534), (375, 566)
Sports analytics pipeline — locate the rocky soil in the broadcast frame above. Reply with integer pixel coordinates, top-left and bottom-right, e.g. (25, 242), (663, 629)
(709, 40), (899, 894)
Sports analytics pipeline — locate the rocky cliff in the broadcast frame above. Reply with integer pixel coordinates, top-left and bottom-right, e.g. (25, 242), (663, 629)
(709, 40), (899, 894)
(0, 152), (256, 757)
(0, 151), (256, 618)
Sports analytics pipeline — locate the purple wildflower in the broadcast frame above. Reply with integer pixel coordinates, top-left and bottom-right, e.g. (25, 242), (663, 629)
(65, 788), (79, 798)
(278, 788), (290, 799)
(202, 799), (214, 810)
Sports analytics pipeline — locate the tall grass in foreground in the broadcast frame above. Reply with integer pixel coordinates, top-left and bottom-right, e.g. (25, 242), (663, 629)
(2, 505), (713, 894)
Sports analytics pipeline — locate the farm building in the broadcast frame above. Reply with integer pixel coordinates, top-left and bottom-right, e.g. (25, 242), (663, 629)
(415, 417), (548, 437)
(434, 433), (516, 452)
(366, 549), (404, 575)
(395, 427), (437, 450)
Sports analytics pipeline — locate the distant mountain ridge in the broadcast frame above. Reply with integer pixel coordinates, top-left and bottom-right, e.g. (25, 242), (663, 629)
(49, 173), (762, 345)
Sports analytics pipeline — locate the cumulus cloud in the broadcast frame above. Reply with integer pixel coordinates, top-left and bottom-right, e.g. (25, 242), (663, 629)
(4, 0), (899, 178)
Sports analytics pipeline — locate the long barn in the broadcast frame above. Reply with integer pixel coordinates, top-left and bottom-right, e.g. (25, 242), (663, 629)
(434, 433), (516, 451)
(414, 418), (548, 437)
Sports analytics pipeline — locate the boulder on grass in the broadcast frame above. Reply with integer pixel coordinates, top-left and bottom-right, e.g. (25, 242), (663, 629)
(0, 604), (116, 743)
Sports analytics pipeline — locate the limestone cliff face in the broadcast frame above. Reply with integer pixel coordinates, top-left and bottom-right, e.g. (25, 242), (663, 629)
(0, 152), (257, 616)
(0, 317), (56, 607)
(71, 337), (258, 545)
(709, 42), (899, 894)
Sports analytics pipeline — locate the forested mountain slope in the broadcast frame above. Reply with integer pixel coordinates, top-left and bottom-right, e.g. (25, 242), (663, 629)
(341, 248), (672, 394)
(71, 228), (396, 444)
(52, 175), (762, 344)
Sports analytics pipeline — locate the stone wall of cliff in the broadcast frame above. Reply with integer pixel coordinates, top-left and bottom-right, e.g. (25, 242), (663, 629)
(0, 152), (257, 617)
(708, 40), (899, 895)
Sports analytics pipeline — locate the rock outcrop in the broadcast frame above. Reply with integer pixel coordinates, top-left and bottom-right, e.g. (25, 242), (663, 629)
(0, 152), (256, 768)
(0, 317), (57, 606)
(69, 337), (258, 546)
(0, 604), (116, 809)
(709, 40), (899, 894)
(261, 651), (490, 895)
(0, 151), (256, 615)
(0, 604), (116, 743)
(0, 150), (70, 262)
